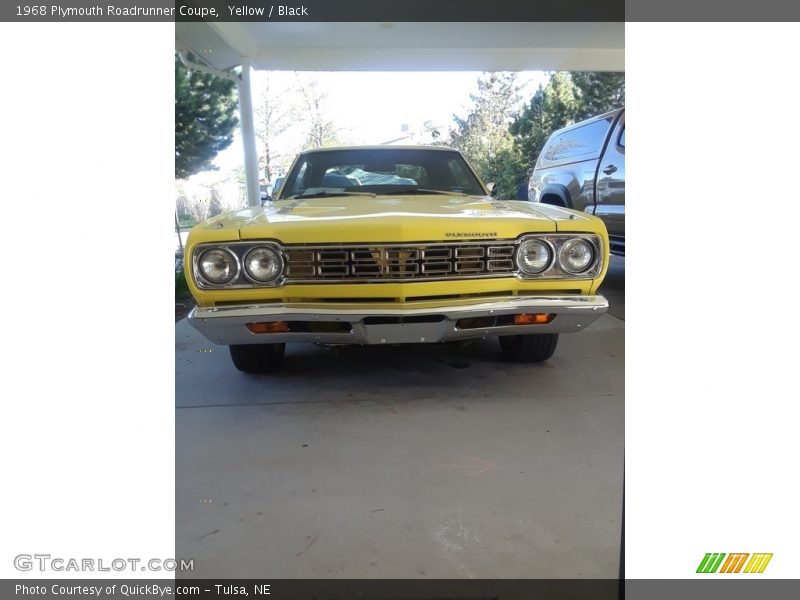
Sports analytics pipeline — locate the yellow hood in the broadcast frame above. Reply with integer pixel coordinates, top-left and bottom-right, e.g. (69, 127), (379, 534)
(190, 195), (601, 245)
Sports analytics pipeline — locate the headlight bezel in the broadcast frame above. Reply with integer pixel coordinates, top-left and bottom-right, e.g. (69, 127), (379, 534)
(516, 238), (554, 275)
(557, 238), (595, 275)
(195, 247), (240, 286)
(192, 241), (286, 289)
(242, 245), (285, 284)
(514, 234), (602, 280)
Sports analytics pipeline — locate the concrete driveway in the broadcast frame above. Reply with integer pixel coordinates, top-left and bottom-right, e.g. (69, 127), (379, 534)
(175, 261), (624, 578)
(600, 255), (625, 320)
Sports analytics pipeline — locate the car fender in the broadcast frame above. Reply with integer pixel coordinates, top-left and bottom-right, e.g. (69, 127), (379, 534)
(539, 183), (574, 210)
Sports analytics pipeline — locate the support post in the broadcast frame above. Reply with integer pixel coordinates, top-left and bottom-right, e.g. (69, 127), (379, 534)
(175, 209), (184, 256)
(238, 58), (261, 208)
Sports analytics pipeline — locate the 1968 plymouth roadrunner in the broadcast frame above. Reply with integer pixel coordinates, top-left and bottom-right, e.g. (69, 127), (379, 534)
(185, 146), (609, 373)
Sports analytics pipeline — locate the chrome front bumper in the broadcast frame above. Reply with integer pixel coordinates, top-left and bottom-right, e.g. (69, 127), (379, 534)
(188, 295), (608, 346)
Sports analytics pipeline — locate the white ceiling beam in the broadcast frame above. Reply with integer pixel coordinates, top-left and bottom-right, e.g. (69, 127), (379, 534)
(176, 22), (624, 72)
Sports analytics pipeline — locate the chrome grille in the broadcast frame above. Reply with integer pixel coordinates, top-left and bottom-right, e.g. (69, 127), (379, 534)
(285, 242), (517, 282)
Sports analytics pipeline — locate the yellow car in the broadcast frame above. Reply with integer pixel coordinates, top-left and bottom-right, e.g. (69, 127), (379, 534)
(185, 146), (609, 373)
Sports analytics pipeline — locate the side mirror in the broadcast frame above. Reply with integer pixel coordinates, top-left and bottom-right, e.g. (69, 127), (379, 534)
(486, 182), (498, 197)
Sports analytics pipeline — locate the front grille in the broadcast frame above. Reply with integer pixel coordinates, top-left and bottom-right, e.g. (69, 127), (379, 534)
(285, 242), (516, 282)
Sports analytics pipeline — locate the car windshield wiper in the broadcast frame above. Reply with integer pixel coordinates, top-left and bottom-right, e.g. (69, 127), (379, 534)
(287, 190), (377, 199)
(378, 188), (468, 196)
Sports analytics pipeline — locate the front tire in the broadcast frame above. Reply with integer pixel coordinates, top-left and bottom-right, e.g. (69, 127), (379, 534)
(499, 334), (559, 363)
(229, 343), (285, 373)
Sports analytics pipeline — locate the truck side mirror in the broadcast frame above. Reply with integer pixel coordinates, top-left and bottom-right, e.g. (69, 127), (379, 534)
(486, 182), (498, 197)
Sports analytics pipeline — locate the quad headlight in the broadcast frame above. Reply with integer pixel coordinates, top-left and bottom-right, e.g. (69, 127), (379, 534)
(244, 246), (284, 283)
(515, 235), (600, 278)
(557, 238), (595, 274)
(517, 239), (552, 274)
(194, 243), (285, 288)
(197, 248), (238, 285)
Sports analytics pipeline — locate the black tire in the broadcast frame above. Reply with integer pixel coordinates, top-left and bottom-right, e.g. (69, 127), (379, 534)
(499, 334), (559, 363)
(229, 344), (285, 374)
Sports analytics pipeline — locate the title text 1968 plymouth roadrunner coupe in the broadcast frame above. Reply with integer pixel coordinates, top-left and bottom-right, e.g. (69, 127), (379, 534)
(185, 146), (609, 373)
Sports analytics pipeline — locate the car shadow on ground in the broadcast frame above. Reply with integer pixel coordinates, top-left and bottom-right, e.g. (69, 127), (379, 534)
(175, 314), (624, 411)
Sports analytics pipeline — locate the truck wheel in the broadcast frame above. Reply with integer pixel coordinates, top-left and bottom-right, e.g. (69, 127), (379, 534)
(499, 334), (559, 363)
(229, 344), (285, 373)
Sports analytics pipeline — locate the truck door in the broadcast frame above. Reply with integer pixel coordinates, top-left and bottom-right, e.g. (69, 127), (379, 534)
(595, 114), (625, 253)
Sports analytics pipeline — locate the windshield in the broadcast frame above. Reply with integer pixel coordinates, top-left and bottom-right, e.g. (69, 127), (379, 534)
(278, 148), (486, 199)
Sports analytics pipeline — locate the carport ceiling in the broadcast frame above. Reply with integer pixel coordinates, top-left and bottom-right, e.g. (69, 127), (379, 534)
(175, 22), (624, 72)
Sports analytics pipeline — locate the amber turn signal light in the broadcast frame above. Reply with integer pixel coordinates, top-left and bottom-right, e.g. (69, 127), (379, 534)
(246, 321), (290, 334)
(513, 313), (554, 325)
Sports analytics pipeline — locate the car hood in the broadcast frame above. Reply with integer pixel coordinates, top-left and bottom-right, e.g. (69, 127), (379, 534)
(193, 195), (599, 245)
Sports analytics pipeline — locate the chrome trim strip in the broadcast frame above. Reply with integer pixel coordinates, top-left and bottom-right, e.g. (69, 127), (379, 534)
(188, 295), (609, 346)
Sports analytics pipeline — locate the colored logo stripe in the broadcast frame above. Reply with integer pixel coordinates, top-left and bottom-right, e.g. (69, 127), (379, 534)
(697, 553), (726, 573)
(719, 553), (749, 573)
(697, 552), (773, 574)
(744, 553), (773, 573)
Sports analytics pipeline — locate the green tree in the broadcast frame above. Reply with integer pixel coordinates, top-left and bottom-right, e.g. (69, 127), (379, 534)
(448, 72), (524, 199)
(175, 54), (239, 179)
(510, 71), (624, 170)
(510, 72), (580, 169)
(571, 72), (625, 120)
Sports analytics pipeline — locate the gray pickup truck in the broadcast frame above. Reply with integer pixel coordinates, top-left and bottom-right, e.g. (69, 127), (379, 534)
(528, 108), (625, 256)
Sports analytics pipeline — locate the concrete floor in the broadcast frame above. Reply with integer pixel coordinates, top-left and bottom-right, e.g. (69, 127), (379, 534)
(599, 255), (625, 321)
(175, 260), (624, 578)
